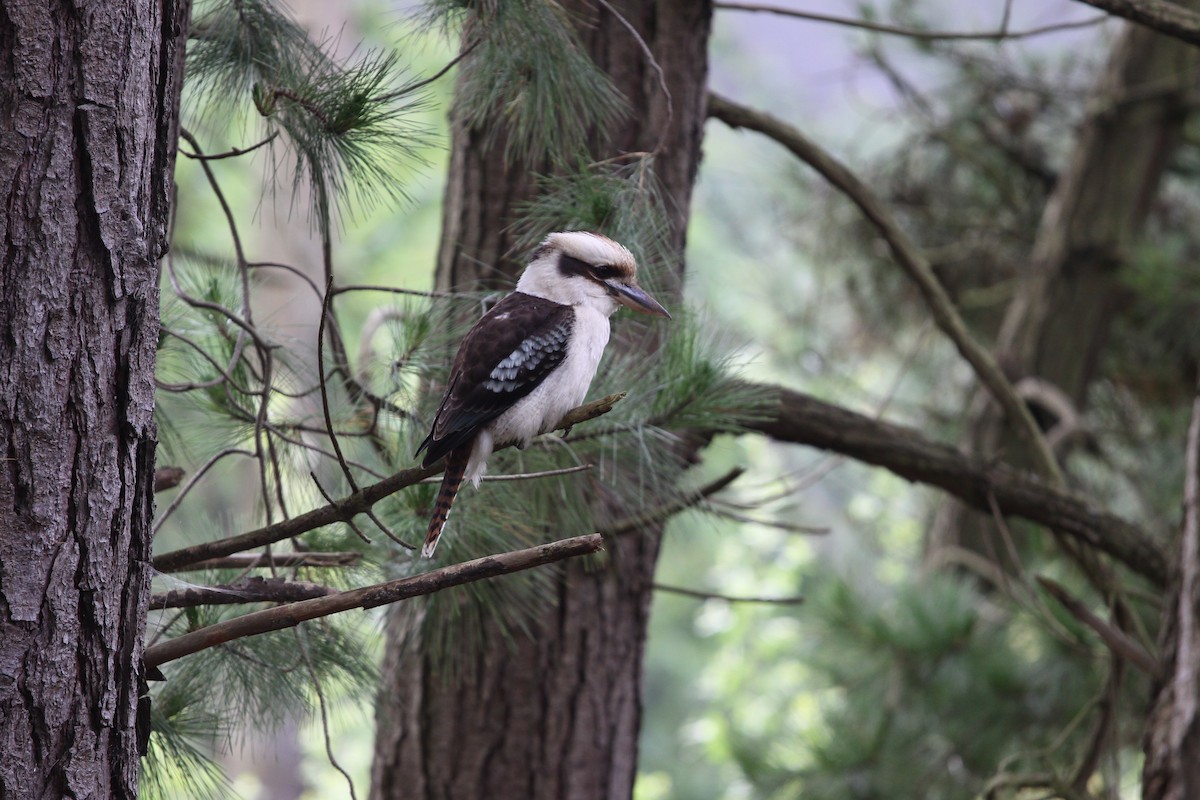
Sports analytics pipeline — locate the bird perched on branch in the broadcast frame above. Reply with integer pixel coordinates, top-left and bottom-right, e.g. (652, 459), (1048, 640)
(416, 231), (671, 558)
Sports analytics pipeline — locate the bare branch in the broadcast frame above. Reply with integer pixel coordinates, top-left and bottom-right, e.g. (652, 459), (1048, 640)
(183, 552), (362, 570)
(1142, 375), (1200, 797)
(153, 448), (257, 535)
(605, 467), (744, 537)
(416, 463), (595, 484)
(715, 2), (1108, 41)
(178, 131), (279, 161)
(654, 583), (806, 605)
(144, 533), (606, 668)
(746, 384), (1167, 586)
(317, 275), (360, 492)
(154, 467), (185, 493)
(1038, 576), (1161, 677)
(707, 91), (1066, 489)
(1069, 0), (1200, 45)
(151, 576), (337, 609)
(152, 393), (628, 572)
(296, 627), (360, 800)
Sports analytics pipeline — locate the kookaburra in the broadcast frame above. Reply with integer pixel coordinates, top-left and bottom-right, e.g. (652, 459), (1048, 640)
(415, 231), (671, 557)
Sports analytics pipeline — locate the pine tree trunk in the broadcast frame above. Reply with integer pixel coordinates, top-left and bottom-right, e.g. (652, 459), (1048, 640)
(370, 3), (711, 798)
(0, 2), (190, 796)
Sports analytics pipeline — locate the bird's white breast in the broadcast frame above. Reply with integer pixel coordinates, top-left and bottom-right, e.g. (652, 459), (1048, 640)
(463, 305), (611, 485)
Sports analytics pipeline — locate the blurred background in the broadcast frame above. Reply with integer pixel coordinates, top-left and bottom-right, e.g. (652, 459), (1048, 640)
(154, 1), (1192, 798)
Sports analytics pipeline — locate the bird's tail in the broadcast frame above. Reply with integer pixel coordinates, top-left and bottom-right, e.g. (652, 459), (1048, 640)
(422, 446), (470, 558)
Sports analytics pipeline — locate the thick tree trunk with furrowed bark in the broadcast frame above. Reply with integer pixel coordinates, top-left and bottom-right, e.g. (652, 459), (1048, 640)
(0, 1), (190, 796)
(370, 3), (711, 798)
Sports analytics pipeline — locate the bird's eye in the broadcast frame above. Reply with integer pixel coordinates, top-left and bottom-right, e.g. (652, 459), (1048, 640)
(591, 264), (618, 280)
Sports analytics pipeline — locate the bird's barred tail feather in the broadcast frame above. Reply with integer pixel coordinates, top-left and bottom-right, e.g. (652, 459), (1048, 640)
(422, 446), (470, 558)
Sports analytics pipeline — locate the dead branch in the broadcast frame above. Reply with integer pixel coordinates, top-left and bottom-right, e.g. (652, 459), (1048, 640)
(183, 552), (362, 570)
(1070, 0), (1200, 45)
(144, 533), (606, 668)
(151, 576), (337, 609)
(746, 384), (1167, 586)
(152, 393), (627, 572)
(154, 467), (184, 493)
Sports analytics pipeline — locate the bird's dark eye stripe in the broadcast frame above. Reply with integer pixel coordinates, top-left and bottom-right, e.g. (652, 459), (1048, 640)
(558, 253), (620, 282)
(590, 264), (618, 279)
(557, 253), (591, 278)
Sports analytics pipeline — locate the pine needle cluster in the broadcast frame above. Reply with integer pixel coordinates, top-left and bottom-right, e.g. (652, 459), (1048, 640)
(421, 0), (626, 164)
(187, 0), (431, 227)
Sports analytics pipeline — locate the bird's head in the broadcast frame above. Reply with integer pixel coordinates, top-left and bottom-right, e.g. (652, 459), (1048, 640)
(516, 231), (671, 319)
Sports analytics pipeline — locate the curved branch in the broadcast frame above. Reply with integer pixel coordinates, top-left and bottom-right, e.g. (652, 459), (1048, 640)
(715, 2), (1107, 41)
(1070, 0), (1200, 45)
(707, 91), (1066, 490)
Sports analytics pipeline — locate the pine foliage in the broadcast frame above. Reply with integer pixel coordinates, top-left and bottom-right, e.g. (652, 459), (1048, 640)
(421, 0), (626, 163)
(187, 0), (431, 226)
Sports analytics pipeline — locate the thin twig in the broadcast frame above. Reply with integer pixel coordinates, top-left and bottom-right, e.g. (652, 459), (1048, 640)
(183, 552), (362, 570)
(595, 0), (673, 155)
(156, 327), (259, 394)
(153, 394), (628, 572)
(706, 504), (829, 535)
(604, 467), (744, 537)
(372, 39), (481, 103)
(416, 463), (595, 484)
(1069, 0), (1200, 46)
(153, 448), (257, 534)
(310, 472), (371, 544)
(708, 92), (1065, 489)
(317, 276), (360, 492)
(331, 283), (453, 299)
(654, 583), (805, 605)
(145, 533), (607, 668)
(1037, 576), (1160, 678)
(296, 628), (360, 800)
(714, 2), (1107, 41)
(179, 131), (279, 161)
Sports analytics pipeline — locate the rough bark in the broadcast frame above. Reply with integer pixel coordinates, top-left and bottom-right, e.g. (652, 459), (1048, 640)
(0, 1), (190, 796)
(371, 3), (711, 798)
(928, 14), (1198, 562)
(1072, 0), (1200, 45)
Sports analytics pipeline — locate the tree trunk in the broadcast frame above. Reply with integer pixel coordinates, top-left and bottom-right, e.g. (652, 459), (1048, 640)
(370, 3), (711, 798)
(927, 14), (1197, 562)
(0, 2), (190, 796)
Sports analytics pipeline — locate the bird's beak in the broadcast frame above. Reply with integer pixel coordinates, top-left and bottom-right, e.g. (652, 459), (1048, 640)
(605, 280), (672, 319)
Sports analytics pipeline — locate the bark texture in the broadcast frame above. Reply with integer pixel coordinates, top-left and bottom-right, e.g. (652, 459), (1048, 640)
(928, 14), (1198, 559)
(371, 3), (711, 798)
(0, 1), (189, 796)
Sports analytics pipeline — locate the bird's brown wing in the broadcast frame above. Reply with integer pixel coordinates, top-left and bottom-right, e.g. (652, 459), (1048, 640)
(416, 292), (575, 467)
